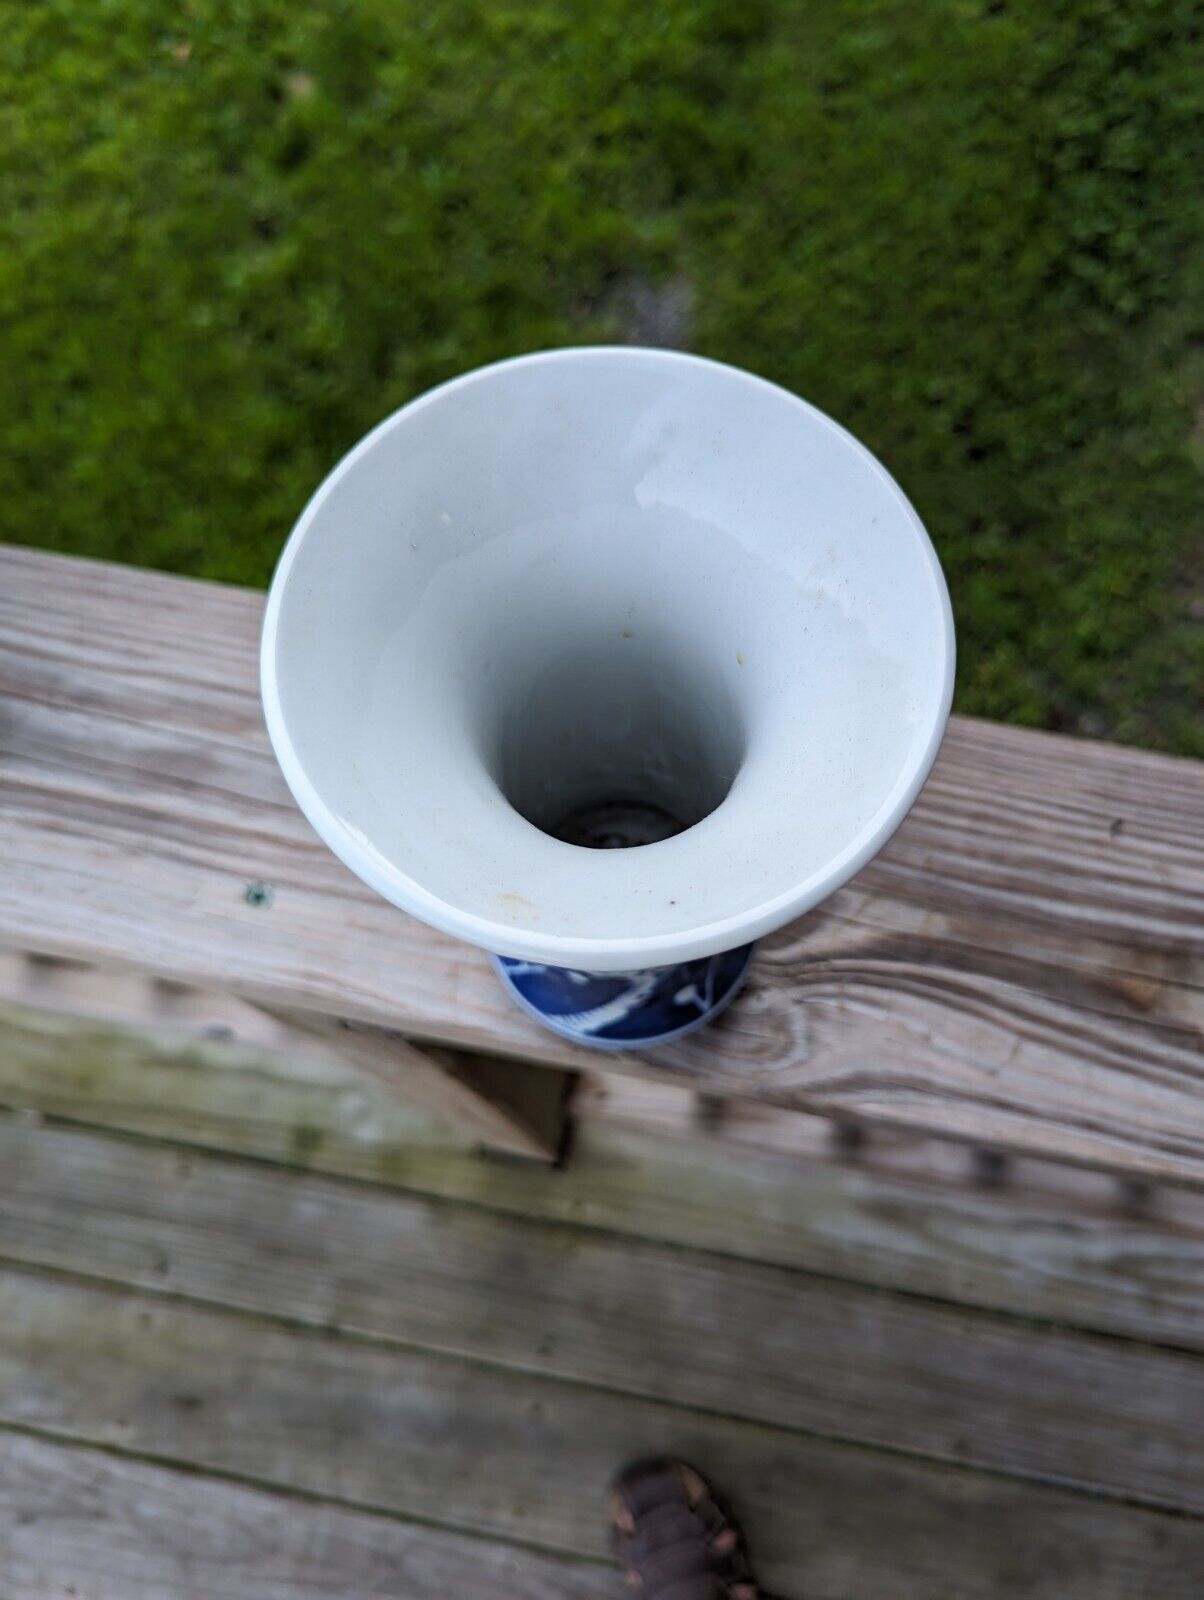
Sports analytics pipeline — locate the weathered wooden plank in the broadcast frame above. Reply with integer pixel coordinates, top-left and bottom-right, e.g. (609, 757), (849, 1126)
(0, 1432), (614, 1600)
(2, 1119), (1202, 1510)
(2, 546), (1203, 1175)
(2, 1014), (1203, 1350)
(5, 1273), (1204, 1599)
(257, 1004), (572, 1162)
(0, 953), (568, 1160)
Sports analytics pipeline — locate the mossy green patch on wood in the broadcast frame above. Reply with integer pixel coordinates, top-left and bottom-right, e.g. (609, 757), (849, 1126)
(287, 1122), (326, 1163)
(0, 1001), (465, 1177)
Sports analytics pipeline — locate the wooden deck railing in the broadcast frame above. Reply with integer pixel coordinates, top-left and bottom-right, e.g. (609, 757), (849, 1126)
(1, 544), (1201, 1180)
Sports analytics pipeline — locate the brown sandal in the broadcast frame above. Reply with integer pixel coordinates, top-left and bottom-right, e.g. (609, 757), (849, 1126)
(609, 1457), (758, 1600)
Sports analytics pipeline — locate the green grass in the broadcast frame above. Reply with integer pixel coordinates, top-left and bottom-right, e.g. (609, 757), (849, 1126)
(2, 0), (1201, 752)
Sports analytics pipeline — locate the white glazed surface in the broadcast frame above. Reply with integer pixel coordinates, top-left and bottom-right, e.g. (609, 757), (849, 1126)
(261, 348), (955, 971)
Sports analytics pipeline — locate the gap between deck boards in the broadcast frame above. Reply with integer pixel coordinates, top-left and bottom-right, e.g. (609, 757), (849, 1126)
(2, 1116), (1203, 1518)
(1, 1005), (1202, 1352)
(0, 1429), (619, 1600)
(2, 1276), (1203, 1600)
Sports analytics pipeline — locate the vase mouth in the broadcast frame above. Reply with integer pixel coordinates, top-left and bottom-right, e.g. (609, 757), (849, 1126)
(261, 346), (955, 972)
(489, 618), (747, 852)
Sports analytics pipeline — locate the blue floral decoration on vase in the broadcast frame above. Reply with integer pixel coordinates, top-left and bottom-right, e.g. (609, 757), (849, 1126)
(493, 943), (755, 1050)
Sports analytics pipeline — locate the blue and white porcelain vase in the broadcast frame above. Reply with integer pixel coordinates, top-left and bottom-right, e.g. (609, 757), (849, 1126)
(261, 349), (954, 1049)
(493, 947), (757, 1051)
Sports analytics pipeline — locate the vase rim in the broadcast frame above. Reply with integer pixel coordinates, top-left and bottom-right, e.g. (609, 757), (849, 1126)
(261, 346), (955, 971)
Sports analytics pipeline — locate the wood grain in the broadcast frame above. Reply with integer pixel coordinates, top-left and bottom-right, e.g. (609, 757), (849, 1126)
(258, 1003), (571, 1161)
(0, 952), (567, 1159)
(1, 1118), (1202, 1510)
(3, 1014), (1203, 1350)
(1, 544), (1202, 1176)
(0, 1432), (614, 1600)
(4, 1277), (1204, 1600)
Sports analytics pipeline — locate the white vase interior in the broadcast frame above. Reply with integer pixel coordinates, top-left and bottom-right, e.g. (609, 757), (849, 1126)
(263, 349), (953, 968)
(493, 624), (744, 849)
